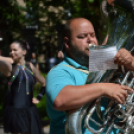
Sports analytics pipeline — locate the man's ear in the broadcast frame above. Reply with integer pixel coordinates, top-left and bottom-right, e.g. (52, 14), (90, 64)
(64, 37), (70, 49)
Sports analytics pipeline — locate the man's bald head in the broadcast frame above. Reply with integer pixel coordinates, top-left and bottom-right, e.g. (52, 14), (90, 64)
(64, 18), (94, 38)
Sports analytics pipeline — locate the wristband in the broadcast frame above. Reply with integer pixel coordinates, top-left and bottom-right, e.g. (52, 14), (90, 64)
(36, 86), (46, 101)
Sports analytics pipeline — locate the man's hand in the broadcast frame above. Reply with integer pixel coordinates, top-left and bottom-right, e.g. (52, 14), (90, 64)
(101, 83), (133, 104)
(114, 48), (134, 70)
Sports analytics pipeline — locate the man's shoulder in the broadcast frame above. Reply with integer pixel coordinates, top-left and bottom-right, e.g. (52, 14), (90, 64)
(47, 61), (77, 78)
(49, 61), (70, 71)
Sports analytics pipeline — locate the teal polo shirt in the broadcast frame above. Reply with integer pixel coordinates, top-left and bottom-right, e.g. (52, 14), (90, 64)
(46, 55), (119, 134)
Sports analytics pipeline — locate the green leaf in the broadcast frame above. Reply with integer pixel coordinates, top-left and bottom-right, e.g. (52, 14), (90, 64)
(88, 0), (94, 3)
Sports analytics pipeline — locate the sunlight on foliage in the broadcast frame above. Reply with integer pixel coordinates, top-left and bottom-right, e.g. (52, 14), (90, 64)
(88, 0), (94, 3)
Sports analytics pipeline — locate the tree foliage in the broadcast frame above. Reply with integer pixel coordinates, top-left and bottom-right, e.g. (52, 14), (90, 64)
(0, 0), (107, 57)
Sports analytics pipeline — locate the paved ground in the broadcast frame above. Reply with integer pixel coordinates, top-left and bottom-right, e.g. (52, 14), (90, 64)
(0, 129), (3, 134)
(0, 125), (50, 134)
(43, 125), (50, 134)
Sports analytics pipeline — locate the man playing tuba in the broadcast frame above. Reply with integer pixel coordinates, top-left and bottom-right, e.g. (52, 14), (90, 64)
(46, 17), (134, 134)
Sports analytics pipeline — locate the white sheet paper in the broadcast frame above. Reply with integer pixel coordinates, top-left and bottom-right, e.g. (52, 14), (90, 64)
(89, 46), (118, 72)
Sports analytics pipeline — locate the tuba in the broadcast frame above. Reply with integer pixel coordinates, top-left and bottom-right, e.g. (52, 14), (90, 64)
(65, 0), (134, 134)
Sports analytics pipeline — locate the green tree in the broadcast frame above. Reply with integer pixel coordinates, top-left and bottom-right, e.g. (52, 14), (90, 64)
(0, 0), (107, 56)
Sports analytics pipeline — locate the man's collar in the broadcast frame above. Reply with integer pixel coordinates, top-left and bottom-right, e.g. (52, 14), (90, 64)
(64, 54), (88, 70)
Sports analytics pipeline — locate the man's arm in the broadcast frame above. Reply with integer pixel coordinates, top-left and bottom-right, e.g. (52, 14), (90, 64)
(53, 82), (132, 111)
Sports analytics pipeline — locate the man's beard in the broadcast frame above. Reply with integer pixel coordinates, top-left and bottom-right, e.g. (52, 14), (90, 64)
(70, 46), (89, 67)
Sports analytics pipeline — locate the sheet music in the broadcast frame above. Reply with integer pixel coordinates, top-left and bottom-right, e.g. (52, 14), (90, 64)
(89, 46), (118, 72)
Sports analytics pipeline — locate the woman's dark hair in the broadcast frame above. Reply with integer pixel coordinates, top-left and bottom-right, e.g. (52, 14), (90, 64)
(11, 40), (30, 51)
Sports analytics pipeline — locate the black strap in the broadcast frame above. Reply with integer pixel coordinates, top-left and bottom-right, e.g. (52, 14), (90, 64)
(36, 86), (46, 101)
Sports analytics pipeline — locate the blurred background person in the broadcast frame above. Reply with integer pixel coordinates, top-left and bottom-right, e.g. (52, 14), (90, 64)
(0, 40), (46, 134)
(31, 52), (39, 70)
(45, 52), (60, 73)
